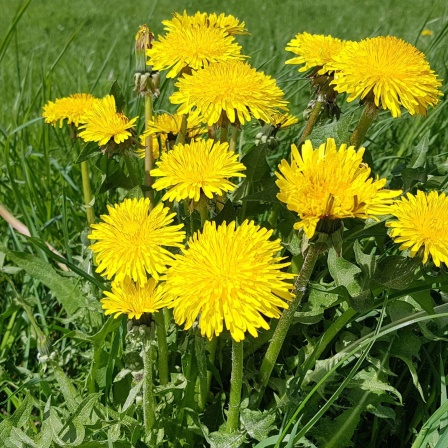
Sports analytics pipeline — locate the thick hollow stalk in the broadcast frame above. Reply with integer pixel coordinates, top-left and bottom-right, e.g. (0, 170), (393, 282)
(143, 323), (156, 434)
(349, 101), (378, 149)
(80, 160), (95, 225)
(226, 340), (244, 433)
(229, 127), (240, 152)
(297, 96), (324, 147)
(258, 244), (321, 391)
(195, 332), (208, 411)
(153, 311), (169, 385)
(144, 94), (155, 206)
(220, 114), (229, 144)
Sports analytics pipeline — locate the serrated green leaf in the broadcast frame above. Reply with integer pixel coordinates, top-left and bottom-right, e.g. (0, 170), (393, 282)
(7, 427), (37, 447)
(0, 245), (89, 316)
(213, 199), (237, 225)
(295, 288), (338, 324)
(109, 80), (125, 112)
(95, 157), (133, 194)
(75, 141), (100, 164)
(0, 394), (34, 444)
(410, 130), (430, 169)
(374, 255), (421, 290)
(353, 240), (378, 278)
(366, 402), (396, 420)
(328, 248), (362, 296)
(349, 368), (402, 404)
(240, 409), (276, 442)
(308, 114), (352, 147)
(393, 354), (425, 401)
(207, 430), (245, 448)
(402, 167), (427, 191)
(241, 177), (280, 203)
(328, 248), (372, 311)
(125, 185), (144, 200)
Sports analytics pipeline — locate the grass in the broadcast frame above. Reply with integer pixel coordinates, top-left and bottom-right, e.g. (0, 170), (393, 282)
(1, 0), (448, 447)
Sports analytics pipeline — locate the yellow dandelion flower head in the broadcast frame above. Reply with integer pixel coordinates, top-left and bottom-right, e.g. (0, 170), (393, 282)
(78, 95), (138, 146)
(275, 138), (402, 239)
(285, 32), (346, 74)
(146, 18), (245, 78)
(150, 138), (246, 202)
(42, 93), (99, 128)
(386, 190), (448, 267)
(270, 112), (299, 129)
(88, 198), (185, 285)
(137, 111), (206, 159)
(171, 61), (288, 126)
(102, 277), (172, 320)
(164, 220), (294, 342)
(329, 36), (443, 117)
(163, 11), (249, 36)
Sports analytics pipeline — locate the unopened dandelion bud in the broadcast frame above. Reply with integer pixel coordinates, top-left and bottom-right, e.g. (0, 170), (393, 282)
(135, 24), (154, 73)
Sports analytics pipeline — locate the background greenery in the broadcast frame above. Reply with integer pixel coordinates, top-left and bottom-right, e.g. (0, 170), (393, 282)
(1, 0), (448, 447)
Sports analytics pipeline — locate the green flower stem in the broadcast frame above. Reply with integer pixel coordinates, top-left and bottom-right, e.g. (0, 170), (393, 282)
(226, 340), (244, 433)
(144, 94), (155, 205)
(297, 96), (324, 147)
(80, 160), (95, 225)
(176, 113), (189, 145)
(206, 336), (217, 391)
(124, 156), (140, 187)
(258, 244), (321, 391)
(153, 311), (169, 386)
(195, 194), (209, 226)
(349, 100), (379, 148)
(220, 114), (229, 144)
(195, 331), (208, 411)
(143, 323), (156, 434)
(229, 127), (240, 152)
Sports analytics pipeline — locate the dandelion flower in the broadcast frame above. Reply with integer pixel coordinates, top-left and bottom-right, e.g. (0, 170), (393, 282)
(285, 32), (346, 74)
(171, 61), (288, 126)
(146, 20), (245, 78)
(276, 138), (401, 239)
(269, 112), (299, 129)
(164, 220), (294, 342)
(386, 190), (448, 267)
(102, 277), (171, 319)
(151, 139), (246, 202)
(137, 111), (206, 158)
(42, 93), (99, 128)
(78, 95), (138, 146)
(329, 36), (443, 117)
(88, 198), (185, 285)
(163, 11), (249, 36)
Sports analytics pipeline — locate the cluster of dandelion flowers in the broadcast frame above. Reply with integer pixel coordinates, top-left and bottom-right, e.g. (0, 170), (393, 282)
(150, 139), (246, 202)
(88, 198), (185, 285)
(137, 111), (206, 159)
(329, 36), (442, 117)
(162, 11), (248, 36)
(164, 220), (294, 342)
(102, 277), (171, 320)
(42, 93), (99, 128)
(386, 191), (448, 267)
(171, 61), (288, 126)
(285, 32), (346, 75)
(276, 138), (402, 239)
(78, 95), (138, 146)
(146, 19), (245, 78)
